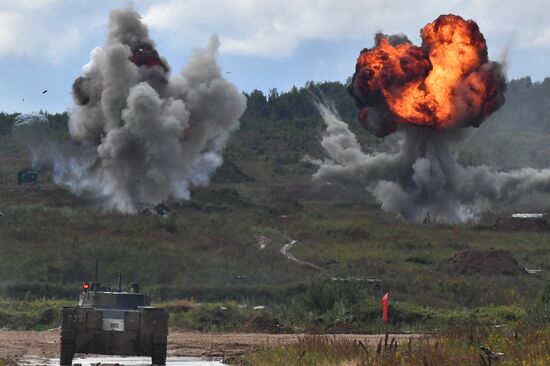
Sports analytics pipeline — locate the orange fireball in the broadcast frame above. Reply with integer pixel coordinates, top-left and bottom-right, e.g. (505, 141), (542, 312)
(350, 14), (506, 137)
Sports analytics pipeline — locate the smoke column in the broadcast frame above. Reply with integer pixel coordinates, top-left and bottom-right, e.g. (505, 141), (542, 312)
(312, 14), (550, 223)
(313, 103), (550, 223)
(35, 7), (246, 213)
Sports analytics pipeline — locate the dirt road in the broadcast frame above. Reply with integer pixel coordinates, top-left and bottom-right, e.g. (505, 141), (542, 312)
(0, 329), (419, 364)
(279, 239), (325, 271)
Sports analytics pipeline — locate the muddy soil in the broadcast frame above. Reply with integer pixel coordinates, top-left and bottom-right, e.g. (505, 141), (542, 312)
(0, 329), (419, 364)
(444, 249), (526, 276)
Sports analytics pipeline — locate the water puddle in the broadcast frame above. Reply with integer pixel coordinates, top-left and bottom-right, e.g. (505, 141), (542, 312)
(20, 356), (226, 366)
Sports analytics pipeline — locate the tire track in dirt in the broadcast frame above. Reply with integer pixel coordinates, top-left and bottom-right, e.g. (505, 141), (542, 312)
(279, 239), (325, 271)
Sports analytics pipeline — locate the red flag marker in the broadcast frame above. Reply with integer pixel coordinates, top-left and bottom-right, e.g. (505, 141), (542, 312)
(381, 292), (389, 323)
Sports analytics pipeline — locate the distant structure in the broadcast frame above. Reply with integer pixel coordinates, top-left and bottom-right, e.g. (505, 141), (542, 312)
(494, 213), (549, 231)
(17, 168), (38, 185)
(511, 213), (545, 219)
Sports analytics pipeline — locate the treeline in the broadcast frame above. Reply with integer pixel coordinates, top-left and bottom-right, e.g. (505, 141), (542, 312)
(459, 76), (550, 169)
(241, 76), (550, 130)
(0, 111), (68, 135)
(229, 81), (363, 162)
(242, 81), (357, 125)
(2, 77), (550, 143)
(493, 76), (550, 132)
(0, 113), (19, 135)
(239, 77), (550, 170)
(0, 81), (356, 136)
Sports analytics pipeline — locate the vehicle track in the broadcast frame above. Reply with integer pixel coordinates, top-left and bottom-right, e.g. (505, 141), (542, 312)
(279, 239), (325, 271)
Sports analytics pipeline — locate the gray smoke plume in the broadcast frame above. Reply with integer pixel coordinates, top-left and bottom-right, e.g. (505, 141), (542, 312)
(35, 7), (246, 213)
(312, 103), (550, 223)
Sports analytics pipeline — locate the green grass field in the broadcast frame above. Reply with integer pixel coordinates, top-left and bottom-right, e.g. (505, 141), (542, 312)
(0, 97), (549, 334)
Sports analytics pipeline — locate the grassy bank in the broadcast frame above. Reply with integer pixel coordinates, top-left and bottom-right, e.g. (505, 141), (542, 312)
(0, 295), (536, 333)
(236, 326), (550, 365)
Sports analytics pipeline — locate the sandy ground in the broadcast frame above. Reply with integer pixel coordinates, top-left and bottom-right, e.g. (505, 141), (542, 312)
(0, 329), (419, 364)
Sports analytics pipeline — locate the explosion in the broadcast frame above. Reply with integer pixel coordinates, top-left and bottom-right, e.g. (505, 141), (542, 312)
(349, 14), (506, 137)
(313, 15), (550, 223)
(33, 6), (247, 213)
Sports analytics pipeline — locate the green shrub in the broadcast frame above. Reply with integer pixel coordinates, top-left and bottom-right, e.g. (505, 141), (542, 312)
(169, 302), (250, 331)
(0, 298), (70, 330)
(527, 280), (550, 325)
(297, 279), (370, 314)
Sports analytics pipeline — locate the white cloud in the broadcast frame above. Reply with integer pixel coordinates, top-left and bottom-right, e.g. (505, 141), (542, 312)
(0, 0), (82, 64)
(531, 30), (550, 48)
(0, 0), (60, 11)
(143, 0), (550, 58)
(0, 12), (29, 57)
(48, 27), (81, 65)
(0, 0), (548, 66)
(143, 0), (388, 57)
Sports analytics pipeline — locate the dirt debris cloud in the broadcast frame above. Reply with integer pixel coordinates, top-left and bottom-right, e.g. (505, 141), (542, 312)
(34, 6), (246, 213)
(313, 103), (550, 223)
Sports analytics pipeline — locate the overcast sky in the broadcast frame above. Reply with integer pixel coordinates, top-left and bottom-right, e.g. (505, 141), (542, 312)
(0, 0), (548, 113)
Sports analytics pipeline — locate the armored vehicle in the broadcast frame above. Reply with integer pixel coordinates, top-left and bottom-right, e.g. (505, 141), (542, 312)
(17, 168), (37, 185)
(60, 282), (168, 365)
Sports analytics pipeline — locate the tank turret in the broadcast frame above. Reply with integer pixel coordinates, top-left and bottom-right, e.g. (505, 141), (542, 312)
(60, 280), (168, 365)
